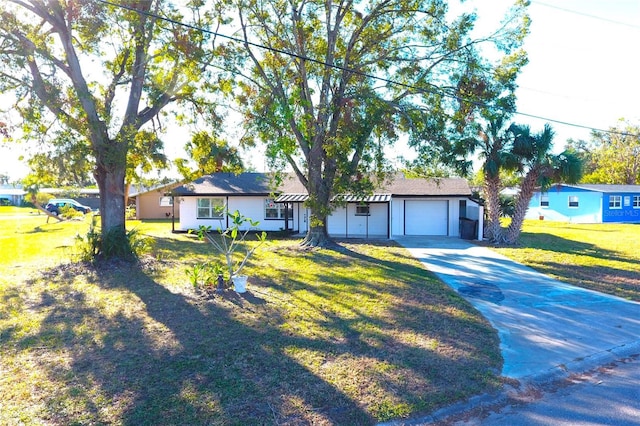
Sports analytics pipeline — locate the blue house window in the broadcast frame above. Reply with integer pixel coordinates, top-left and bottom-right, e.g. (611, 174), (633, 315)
(609, 195), (622, 209)
(633, 196), (640, 209)
(540, 194), (549, 207)
(568, 196), (579, 208)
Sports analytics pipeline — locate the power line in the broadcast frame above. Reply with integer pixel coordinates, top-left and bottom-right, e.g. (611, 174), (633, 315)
(532, 1), (640, 29)
(95, 0), (639, 139)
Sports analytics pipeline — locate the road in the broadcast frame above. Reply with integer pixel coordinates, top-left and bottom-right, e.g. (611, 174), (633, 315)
(445, 355), (640, 425)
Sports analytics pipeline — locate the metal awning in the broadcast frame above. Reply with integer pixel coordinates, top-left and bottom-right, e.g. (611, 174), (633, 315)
(274, 193), (309, 203)
(334, 194), (391, 203)
(274, 193), (392, 203)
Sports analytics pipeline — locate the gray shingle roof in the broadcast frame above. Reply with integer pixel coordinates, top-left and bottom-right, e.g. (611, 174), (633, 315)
(381, 173), (470, 196)
(173, 172), (291, 196)
(174, 172), (471, 198)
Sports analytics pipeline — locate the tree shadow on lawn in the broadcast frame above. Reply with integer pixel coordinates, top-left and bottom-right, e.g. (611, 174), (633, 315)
(515, 232), (635, 263)
(254, 241), (502, 403)
(10, 247), (502, 425)
(150, 234), (212, 259)
(15, 262), (376, 425)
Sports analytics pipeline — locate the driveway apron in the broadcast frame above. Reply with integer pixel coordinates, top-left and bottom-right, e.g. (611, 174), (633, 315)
(395, 236), (640, 381)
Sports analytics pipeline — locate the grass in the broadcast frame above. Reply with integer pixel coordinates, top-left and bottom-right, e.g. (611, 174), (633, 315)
(0, 207), (502, 425)
(491, 220), (640, 301)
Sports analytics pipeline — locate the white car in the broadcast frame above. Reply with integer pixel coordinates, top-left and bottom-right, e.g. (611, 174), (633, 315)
(45, 198), (92, 215)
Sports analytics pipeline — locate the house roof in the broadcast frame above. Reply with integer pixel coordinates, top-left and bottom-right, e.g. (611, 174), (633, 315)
(174, 172), (471, 199)
(553, 184), (640, 193)
(0, 188), (27, 196)
(380, 173), (471, 196)
(129, 181), (182, 197)
(173, 172), (293, 196)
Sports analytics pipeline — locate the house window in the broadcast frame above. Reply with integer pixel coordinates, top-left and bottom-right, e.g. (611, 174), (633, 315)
(568, 196), (579, 208)
(540, 194), (549, 208)
(264, 198), (293, 220)
(609, 195), (622, 209)
(159, 196), (173, 207)
(633, 196), (640, 209)
(355, 203), (370, 216)
(197, 198), (224, 219)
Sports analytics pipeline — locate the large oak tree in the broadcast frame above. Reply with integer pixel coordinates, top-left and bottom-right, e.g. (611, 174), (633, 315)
(231, 0), (531, 246)
(0, 0), (225, 257)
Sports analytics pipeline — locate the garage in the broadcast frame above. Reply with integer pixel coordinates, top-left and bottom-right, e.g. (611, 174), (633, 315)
(404, 200), (449, 235)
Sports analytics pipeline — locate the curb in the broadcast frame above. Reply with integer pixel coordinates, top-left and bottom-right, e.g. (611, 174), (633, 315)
(378, 340), (640, 426)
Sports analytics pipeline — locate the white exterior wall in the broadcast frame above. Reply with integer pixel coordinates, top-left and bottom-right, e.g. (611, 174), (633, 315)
(178, 196), (300, 232)
(391, 197), (463, 237)
(327, 205), (347, 236)
(327, 203), (388, 238)
(464, 199), (484, 240)
(179, 195), (469, 238)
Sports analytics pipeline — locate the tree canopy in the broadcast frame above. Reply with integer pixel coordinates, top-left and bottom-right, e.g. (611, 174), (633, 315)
(175, 130), (244, 182)
(578, 120), (640, 185)
(0, 0), (227, 258)
(230, 0), (531, 246)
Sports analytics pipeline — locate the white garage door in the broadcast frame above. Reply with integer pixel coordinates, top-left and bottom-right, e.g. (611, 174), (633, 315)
(405, 200), (448, 235)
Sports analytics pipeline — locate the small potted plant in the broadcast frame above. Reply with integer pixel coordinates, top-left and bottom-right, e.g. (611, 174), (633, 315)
(194, 208), (267, 293)
(208, 261), (226, 293)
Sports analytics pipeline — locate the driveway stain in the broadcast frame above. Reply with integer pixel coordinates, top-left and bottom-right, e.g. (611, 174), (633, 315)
(457, 280), (505, 304)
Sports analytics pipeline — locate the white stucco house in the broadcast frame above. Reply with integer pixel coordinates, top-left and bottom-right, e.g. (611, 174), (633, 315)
(172, 172), (483, 240)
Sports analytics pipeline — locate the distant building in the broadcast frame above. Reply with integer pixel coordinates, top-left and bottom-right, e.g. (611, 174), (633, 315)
(129, 182), (182, 220)
(527, 184), (640, 223)
(0, 187), (27, 206)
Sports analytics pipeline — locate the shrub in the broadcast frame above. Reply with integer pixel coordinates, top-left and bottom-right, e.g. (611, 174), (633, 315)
(193, 209), (267, 284)
(75, 217), (154, 262)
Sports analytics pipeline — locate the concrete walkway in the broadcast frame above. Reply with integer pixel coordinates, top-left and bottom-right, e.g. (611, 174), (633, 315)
(395, 236), (640, 382)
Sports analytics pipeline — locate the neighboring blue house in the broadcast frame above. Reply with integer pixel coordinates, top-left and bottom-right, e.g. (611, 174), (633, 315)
(527, 184), (640, 223)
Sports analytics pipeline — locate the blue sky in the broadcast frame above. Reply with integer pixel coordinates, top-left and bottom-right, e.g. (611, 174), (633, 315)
(2, 1), (639, 180)
(501, 0), (640, 143)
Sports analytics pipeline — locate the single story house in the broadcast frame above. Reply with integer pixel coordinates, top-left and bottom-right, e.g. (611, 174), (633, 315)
(526, 184), (640, 223)
(0, 187), (27, 206)
(130, 182), (182, 220)
(173, 172), (484, 239)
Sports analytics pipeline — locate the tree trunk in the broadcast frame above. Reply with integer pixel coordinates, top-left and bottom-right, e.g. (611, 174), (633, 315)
(32, 198), (64, 222)
(94, 162), (127, 244)
(504, 169), (539, 245)
(301, 189), (334, 248)
(124, 181), (131, 217)
(300, 150), (335, 248)
(301, 223), (333, 248)
(483, 174), (505, 243)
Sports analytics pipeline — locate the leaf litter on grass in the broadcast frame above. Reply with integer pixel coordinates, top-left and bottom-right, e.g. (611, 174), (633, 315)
(1, 235), (502, 425)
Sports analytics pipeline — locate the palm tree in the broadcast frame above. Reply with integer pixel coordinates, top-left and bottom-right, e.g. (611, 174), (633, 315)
(478, 121), (583, 245)
(502, 124), (583, 244)
(477, 116), (519, 242)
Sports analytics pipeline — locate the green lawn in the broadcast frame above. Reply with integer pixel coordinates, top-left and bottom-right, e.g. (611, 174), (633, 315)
(0, 207), (501, 425)
(492, 220), (640, 301)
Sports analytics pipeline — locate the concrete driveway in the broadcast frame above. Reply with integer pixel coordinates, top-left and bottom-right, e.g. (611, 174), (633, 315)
(395, 236), (640, 382)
